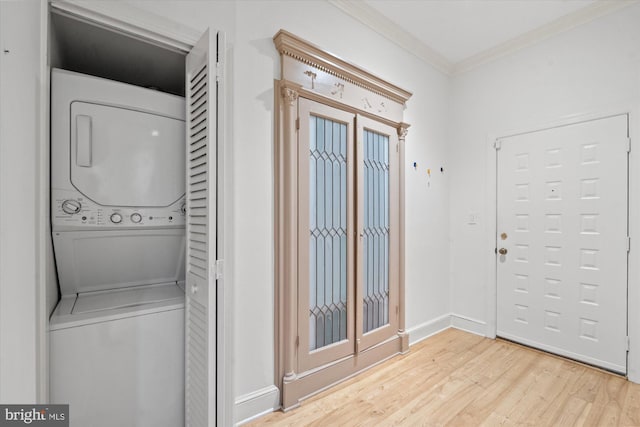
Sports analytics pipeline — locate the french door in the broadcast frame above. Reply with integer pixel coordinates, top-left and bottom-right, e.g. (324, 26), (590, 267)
(297, 98), (400, 372)
(356, 115), (400, 352)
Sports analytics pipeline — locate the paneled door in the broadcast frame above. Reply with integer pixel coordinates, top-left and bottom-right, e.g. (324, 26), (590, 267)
(496, 115), (629, 373)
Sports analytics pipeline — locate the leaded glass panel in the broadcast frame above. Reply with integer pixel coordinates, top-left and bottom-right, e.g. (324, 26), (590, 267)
(309, 115), (348, 351)
(363, 129), (390, 334)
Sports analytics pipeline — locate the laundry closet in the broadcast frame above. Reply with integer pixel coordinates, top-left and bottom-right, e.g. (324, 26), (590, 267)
(45, 4), (222, 426)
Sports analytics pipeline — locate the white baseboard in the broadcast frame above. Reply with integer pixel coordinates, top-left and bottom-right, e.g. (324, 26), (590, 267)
(407, 313), (452, 345)
(450, 314), (487, 337)
(235, 385), (280, 426)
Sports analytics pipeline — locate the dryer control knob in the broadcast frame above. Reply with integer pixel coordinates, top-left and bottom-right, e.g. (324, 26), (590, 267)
(61, 199), (81, 215)
(110, 213), (123, 224)
(130, 213), (142, 223)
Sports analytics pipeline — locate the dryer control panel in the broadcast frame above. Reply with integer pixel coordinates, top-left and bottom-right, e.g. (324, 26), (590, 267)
(52, 189), (185, 231)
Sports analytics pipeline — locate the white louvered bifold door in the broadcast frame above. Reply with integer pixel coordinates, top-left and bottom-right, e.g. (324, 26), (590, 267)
(185, 29), (220, 427)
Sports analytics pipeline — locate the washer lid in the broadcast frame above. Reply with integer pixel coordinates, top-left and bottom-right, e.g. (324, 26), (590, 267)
(73, 283), (184, 314)
(70, 101), (185, 207)
(53, 229), (185, 295)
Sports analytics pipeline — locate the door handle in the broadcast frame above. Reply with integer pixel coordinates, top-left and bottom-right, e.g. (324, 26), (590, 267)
(498, 248), (508, 255)
(76, 115), (92, 167)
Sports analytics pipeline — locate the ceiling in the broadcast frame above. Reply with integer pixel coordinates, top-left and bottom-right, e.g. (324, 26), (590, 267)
(365, 0), (595, 63)
(330, 0), (637, 74)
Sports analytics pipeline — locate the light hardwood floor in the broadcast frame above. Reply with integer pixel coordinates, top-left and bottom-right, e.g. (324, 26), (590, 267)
(246, 328), (640, 426)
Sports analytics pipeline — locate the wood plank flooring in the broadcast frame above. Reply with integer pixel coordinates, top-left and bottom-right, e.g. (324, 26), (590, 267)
(246, 328), (640, 426)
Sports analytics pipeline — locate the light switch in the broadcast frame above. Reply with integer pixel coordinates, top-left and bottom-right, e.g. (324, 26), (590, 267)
(468, 212), (479, 225)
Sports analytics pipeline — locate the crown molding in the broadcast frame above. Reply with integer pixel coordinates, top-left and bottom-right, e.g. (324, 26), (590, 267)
(49, 0), (201, 52)
(453, 0), (640, 75)
(328, 0), (639, 77)
(327, 0), (453, 75)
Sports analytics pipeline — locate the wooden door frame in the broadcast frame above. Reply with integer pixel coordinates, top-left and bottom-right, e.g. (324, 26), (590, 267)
(485, 105), (640, 383)
(273, 30), (412, 410)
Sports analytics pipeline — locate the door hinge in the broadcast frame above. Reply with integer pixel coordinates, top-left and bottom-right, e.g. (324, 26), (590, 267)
(627, 236), (631, 253)
(296, 336), (299, 348)
(494, 140), (502, 150)
(626, 336), (630, 351)
(356, 338), (361, 353)
(627, 137), (631, 153)
(216, 61), (223, 83)
(296, 117), (300, 130)
(212, 259), (224, 280)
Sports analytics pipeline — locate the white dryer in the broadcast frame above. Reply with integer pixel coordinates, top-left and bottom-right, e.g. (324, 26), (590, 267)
(49, 69), (186, 427)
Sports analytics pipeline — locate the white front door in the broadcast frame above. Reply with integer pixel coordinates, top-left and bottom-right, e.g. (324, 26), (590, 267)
(497, 115), (629, 373)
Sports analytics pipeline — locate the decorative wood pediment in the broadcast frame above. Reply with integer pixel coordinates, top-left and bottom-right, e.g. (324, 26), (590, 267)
(273, 29), (412, 124)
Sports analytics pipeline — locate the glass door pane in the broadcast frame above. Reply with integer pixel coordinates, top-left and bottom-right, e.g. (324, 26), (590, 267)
(297, 98), (355, 373)
(308, 115), (349, 350)
(362, 129), (390, 333)
(356, 115), (400, 352)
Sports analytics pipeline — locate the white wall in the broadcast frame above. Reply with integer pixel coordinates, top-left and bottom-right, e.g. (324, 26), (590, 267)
(134, 0), (451, 420)
(136, 2), (640, 416)
(11, 0), (637, 421)
(449, 4), (640, 345)
(0, 0), (43, 402)
(2, 0), (451, 418)
(231, 0), (450, 406)
(9, 0), (635, 420)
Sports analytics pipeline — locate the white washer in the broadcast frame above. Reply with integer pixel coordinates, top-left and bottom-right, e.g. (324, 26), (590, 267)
(49, 69), (186, 427)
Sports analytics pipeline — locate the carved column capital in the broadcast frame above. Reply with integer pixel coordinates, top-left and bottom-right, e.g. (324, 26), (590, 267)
(281, 87), (299, 106)
(398, 123), (410, 141)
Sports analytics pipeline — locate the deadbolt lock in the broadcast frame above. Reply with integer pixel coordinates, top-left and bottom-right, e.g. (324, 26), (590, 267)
(501, 232), (508, 240)
(498, 248), (508, 255)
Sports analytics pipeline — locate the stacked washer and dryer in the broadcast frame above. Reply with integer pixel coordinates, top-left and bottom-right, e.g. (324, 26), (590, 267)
(49, 69), (186, 427)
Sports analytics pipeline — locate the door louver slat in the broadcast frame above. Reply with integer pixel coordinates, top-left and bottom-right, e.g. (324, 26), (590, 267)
(186, 40), (213, 426)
